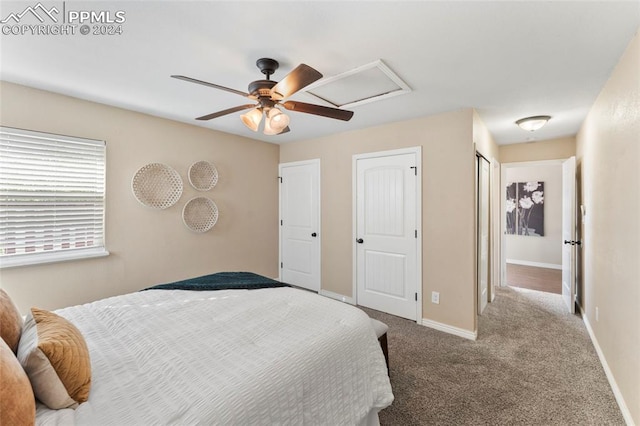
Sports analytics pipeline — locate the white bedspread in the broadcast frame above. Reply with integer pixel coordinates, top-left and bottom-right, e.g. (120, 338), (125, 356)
(35, 287), (393, 425)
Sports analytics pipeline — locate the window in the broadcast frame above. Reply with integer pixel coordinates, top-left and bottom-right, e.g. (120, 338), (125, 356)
(0, 127), (108, 268)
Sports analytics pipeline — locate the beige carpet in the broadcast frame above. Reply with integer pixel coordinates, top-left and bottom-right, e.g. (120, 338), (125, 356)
(361, 286), (624, 425)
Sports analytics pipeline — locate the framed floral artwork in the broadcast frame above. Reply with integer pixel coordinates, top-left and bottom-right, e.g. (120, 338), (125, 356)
(505, 181), (544, 236)
(506, 182), (517, 235)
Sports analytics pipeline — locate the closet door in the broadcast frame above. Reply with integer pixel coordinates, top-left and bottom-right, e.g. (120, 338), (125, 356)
(355, 149), (420, 321)
(279, 160), (320, 291)
(478, 155), (490, 315)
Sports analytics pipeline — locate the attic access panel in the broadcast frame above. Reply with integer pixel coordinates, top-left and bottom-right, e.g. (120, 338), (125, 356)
(304, 60), (411, 109)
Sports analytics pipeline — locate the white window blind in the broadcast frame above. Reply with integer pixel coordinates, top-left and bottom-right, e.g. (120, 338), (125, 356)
(0, 127), (108, 268)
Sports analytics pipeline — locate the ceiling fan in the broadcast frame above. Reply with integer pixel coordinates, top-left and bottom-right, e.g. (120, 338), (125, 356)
(172, 58), (354, 135)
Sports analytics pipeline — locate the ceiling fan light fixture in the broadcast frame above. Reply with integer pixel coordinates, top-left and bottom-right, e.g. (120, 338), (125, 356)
(173, 58), (351, 136)
(267, 107), (290, 132)
(263, 117), (278, 135)
(516, 115), (551, 132)
(241, 108), (263, 132)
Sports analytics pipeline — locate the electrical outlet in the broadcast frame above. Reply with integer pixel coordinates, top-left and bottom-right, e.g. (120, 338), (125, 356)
(596, 307), (599, 322)
(431, 291), (440, 304)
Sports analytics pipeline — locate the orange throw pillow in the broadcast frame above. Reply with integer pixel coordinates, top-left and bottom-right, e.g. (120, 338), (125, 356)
(0, 289), (23, 354)
(0, 338), (36, 425)
(17, 307), (91, 409)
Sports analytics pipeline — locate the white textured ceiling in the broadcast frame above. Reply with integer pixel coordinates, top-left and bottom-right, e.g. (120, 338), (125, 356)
(1, 1), (638, 145)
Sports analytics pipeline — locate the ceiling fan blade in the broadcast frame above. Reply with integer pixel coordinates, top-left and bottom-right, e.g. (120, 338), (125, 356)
(282, 101), (354, 121)
(270, 64), (323, 100)
(196, 104), (256, 121)
(171, 75), (250, 98)
(278, 126), (291, 135)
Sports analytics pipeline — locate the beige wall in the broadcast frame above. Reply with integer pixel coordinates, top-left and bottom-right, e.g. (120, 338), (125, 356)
(0, 82), (279, 314)
(499, 136), (576, 163)
(473, 110), (500, 162)
(281, 108), (480, 333)
(576, 32), (640, 424)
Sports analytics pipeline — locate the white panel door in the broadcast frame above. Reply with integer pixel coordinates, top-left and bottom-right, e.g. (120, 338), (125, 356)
(478, 156), (490, 315)
(356, 152), (418, 320)
(562, 156), (577, 313)
(279, 160), (320, 292)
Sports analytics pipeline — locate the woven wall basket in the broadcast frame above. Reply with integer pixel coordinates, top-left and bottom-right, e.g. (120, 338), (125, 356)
(131, 163), (183, 209)
(188, 161), (218, 191)
(182, 197), (219, 233)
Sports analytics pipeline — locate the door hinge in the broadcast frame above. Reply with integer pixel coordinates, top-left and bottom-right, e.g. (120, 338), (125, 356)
(280, 220), (283, 226)
(280, 262), (283, 268)
(410, 166), (417, 176)
(415, 293), (418, 301)
(415, 229), (417, 238)
(278, 176), (283, 183)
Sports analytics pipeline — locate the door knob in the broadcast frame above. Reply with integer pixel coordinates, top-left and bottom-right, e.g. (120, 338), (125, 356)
(564, 240), (572, 245)
(356, 238), (364, 244)
(311, 232), (317, 237)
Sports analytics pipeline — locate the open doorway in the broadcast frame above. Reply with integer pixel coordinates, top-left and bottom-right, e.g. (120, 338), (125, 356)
(501, 160), (564, 295)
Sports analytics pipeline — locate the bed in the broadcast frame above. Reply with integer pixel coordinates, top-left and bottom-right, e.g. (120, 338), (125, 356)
(1, 273), (393, 426)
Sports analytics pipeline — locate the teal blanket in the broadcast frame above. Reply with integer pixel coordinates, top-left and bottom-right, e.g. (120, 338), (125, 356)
(144, 272), (289, 292)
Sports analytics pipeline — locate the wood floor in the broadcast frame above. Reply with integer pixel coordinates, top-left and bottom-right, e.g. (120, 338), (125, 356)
(506, 263), (562, 294)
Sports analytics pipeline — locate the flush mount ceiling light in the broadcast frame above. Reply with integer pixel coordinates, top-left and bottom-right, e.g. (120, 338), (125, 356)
(516, 115), (551, 132)
(172, 58), (354, 136)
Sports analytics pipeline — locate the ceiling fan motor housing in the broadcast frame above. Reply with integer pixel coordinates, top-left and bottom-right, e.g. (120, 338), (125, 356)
(248, 79), (277, 98)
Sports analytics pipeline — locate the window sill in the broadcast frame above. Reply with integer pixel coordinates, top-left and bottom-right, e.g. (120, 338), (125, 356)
(0, 248), (110, 269)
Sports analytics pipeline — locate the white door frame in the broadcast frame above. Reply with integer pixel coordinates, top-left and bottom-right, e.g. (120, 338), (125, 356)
(499, 159), (566, 288)
(278, 159), (321, 290)
(352, 147), (422, 323)
(561, 156), (577, 313)
(476, 153), (491, 315)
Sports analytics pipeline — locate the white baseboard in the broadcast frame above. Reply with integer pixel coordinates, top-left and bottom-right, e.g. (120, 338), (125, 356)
(579, 306), (635, 425)
(421, 318), (477, 341)
(319, 289), (355, 305)
(506, 259), (562, 270)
